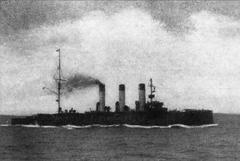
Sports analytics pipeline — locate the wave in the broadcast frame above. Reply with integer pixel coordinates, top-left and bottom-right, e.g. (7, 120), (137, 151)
(123, 124), (218, 129)
(40, 125), (57, 128)
(21, 124), (40, 128)
(169, 124), (218, 129)
(7, 124), (57, 128)
(0, 124), (11, 127)
(61, 124), (218, 129)
(62, 125), (92, 129)
(61, 124), (120, 129)
(123, 124), (169, 129)
(1, 123), (218, 129)
(92, 124), (120, 128)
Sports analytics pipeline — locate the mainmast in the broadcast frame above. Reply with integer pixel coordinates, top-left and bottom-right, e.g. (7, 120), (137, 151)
(56, 49), (61, 113)
(148, 78), (156, 108)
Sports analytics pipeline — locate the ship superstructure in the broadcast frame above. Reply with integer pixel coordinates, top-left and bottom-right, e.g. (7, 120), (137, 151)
(11, 49), (214, 126)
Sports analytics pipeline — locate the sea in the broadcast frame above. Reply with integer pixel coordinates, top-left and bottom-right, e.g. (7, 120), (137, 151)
(0, 114), (239, 161)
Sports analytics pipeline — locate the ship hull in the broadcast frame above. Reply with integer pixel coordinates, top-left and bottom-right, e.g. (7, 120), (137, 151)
(11, 110), (213, 126)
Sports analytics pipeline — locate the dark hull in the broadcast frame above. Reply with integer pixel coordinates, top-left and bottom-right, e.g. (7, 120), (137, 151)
(11, 110), (213, 126)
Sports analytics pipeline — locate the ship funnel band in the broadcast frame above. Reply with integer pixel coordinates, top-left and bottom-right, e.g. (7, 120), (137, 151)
(119, 84), (125, 90)
(99, 84), (105, 91)
(139, 83), (145, 90)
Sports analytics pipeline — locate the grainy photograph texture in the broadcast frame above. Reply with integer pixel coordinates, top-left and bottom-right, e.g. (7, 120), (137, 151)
(0, 0), (240, 161)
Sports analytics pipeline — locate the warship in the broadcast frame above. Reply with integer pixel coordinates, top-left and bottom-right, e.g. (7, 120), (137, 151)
(11, 49), (214, 126)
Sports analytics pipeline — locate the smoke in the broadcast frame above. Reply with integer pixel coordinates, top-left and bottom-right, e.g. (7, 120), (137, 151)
(2, 2), (240, 114)
(62, 74), (102, 94)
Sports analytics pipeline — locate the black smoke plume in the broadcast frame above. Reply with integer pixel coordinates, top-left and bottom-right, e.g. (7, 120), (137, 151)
(62, 74), (102, 94)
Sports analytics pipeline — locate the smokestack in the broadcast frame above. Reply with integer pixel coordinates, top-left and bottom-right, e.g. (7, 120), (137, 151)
(119, 84), (125, 112)
(99, 83), (105, 112)
(139, 83), (146, 111)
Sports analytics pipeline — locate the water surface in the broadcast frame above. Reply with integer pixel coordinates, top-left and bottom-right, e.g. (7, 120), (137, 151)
(0, 114), (239, 161)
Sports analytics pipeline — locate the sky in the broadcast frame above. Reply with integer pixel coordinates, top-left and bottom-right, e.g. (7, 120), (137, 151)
(1, 0), (240, 115)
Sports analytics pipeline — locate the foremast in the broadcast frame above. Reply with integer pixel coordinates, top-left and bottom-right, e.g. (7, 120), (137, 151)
(56, 49), (62, 114)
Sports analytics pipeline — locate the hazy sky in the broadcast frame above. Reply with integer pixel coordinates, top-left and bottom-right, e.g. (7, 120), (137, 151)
(1, 1), (240, 115)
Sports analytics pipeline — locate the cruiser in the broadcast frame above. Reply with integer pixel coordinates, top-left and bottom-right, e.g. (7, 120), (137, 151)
(11, 49), (214, 126)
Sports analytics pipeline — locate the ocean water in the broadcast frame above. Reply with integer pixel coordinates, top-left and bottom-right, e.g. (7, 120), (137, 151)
(0, 114), (239, 161)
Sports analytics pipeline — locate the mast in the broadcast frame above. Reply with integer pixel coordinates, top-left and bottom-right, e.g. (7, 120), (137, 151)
(56, 49), (61, 113)
(148, 78), (155, 108)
